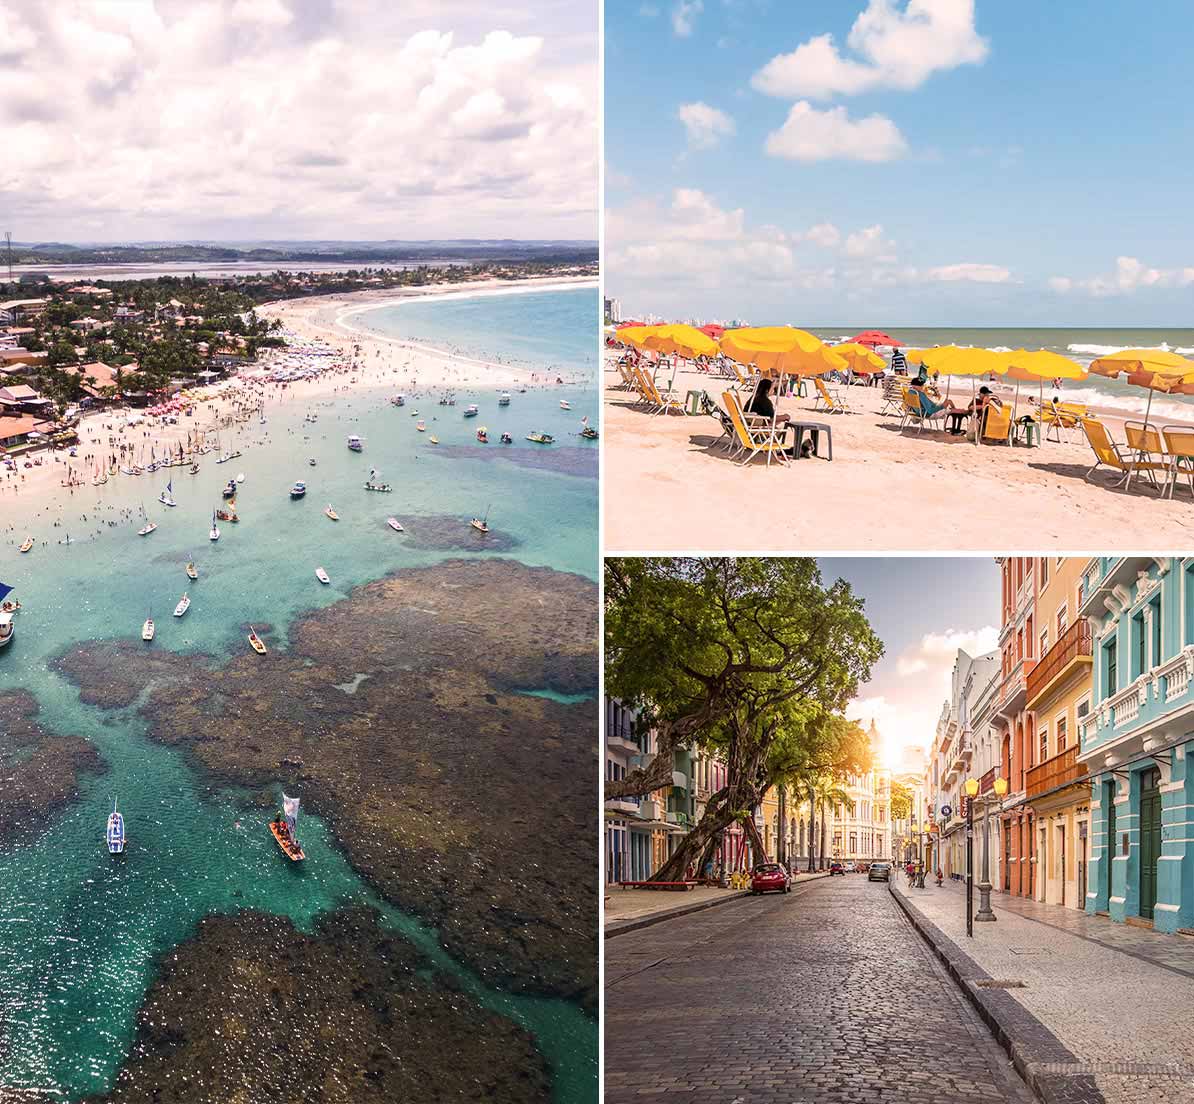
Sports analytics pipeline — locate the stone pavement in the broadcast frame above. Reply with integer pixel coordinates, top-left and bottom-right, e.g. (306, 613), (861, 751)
(893, 876), (1194, 1104)
(605, 872), (829, 932)
(605, 873), (1034, 1103)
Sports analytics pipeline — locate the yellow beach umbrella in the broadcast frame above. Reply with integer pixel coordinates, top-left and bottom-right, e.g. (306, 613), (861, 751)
(614, 325), (660, 350)
(1089, 348), (1194, 433)
(720, 326), (847, 378)
(1001, 350), (1088, 443)
(642, 323), (720, 361)
(833, 342), (886, 375)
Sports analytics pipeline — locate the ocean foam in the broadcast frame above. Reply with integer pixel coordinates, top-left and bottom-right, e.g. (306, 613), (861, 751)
(1067, 341), (1174, 357)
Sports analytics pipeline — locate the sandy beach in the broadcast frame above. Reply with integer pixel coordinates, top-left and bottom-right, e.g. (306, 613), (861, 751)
(0, 277), (594, 546)
(603, 353), (1194, 552)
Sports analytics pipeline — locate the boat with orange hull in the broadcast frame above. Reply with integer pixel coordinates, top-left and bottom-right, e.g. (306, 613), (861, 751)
(269, 792), (305, 861)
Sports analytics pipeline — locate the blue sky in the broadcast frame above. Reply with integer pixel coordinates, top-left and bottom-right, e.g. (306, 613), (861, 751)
(818, 557), (998, 766)
(605, 1), (1194, 325)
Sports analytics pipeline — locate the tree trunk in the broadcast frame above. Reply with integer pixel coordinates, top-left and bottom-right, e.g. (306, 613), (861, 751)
(742, 811), (768, 866)
(807, 800), (816, 873)
(653, 797), (736, 882)
(819, 804), (828, 870)
(604, 711), (709, 800)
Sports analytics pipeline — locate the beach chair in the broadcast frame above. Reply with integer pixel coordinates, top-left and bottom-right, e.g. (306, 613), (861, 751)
(729, 361), (757, 394)
(699, 392), (741, 456)
(628, 366), (654, 409)
(1162, 425), (1194, 499)
(1124, 420), (1165, 466)
(979, 404), (1013, 446)
(1080, 418), (1167, 492)
(722, 391), (789, 467)
(813, 377), (849, 414)
(879, 377), (905, 417)
(641, 370), (686, 416)
(1040, 401), (1087, 443)
(900, 389), (948, 434)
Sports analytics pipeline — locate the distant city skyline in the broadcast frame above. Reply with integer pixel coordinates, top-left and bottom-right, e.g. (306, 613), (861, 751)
(1, 1), (597, 241)
(606, 0), (1194, 325)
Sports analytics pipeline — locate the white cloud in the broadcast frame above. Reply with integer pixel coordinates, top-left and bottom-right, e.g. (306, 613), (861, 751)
(1049, 256), (1194, 297)
(765, 102), (907, 162)
(803, 222), (841, 248)
(677, 101), (736, 149)
(895, 627), (999, 680)
(0, 3), (597, 240)
(753, 0), (988, 100)
(845, 224), (893, 259)
(927, 263), (1011, 283)
(671, 0), (702, 37)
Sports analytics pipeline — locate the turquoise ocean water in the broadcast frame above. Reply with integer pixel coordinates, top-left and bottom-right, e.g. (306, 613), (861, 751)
(0, 287), (598, 1101)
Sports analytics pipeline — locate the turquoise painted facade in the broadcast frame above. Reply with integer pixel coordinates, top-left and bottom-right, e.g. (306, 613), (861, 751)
(1080, 557), (1194, 933)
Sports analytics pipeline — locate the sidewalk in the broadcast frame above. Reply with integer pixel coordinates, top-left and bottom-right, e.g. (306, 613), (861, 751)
(604, 871), (830, 935)
(892, 876), (1194, 1104)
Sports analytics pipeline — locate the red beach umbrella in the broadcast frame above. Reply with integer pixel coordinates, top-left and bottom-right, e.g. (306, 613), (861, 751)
(850, 330), (900, 348)
(699, 324), (725, 339)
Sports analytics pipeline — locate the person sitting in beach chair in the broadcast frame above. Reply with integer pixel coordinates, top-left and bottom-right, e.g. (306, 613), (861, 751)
(978, 402), (1014, 446)
(745, 378), (789, 427)
(903, 378), (957, 432)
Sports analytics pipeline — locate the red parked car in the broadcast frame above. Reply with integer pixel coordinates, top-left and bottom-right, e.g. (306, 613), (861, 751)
(829, 861), (846, 876)
(750, 862), (792, 895)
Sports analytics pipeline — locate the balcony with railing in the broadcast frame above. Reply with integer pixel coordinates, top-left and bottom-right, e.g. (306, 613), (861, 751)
(1025, 745), (1087, 800)
(997, 656), (1038, 713)
(1027, 619), (1092, 707)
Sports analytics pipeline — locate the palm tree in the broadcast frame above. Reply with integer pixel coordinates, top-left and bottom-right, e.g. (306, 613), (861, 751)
(789, 772), (853, 871)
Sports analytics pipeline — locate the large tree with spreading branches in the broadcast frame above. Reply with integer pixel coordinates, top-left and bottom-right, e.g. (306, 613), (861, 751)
(604, 558), (884, 881)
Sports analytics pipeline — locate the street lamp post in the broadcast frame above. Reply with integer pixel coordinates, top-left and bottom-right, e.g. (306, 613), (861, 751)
(964, 778), (978, 938)
(975, 775), (1008, 922)
(915, 823), (927, 889)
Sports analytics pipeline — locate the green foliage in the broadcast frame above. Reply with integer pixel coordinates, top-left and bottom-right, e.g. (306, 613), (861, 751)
(890, 780), (913, 821)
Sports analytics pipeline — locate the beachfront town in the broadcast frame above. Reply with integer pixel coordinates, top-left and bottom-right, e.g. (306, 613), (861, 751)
(605, 556), (1194, 1104)
(0, 260), (596, 457)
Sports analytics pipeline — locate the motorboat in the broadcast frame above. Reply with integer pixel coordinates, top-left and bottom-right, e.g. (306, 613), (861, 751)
(464, 404), (479, 418)
(391, 394), (405, 407)
(142, 618), (155, 641)
(364, 481), (392, 492)
(325, 504), (339, 521)
(580, 425), (599, 440)
(221, 479), (237, 499)
(526, 432), (555, 444)
(106, 799), (125, 855)
(0, 610), (13, 649)
(416, 420), (426, 432)
(308, 458), (317, 466)
(189, 463), (200, 474)
(216, 507), (239, 523)
(499, 432), (513, 444)
(173, 593), (190, 617)
(290, 481), (307, 499)
(138, 521), (158, 536)
(386, 517), (404, 532)
(269, 794), (305, 861)
(470, 506), (491, 534)
(347, 435), (363, 452)
(186, 562), (198, 580)
(236, 472), (245, 483)
(559, 399), (571, 410)
(248, 626), (267, 654)
(18, 537), (33, 553)
(315, 567), (330, 584)
(498, 392), (511, 406)
(209, 512), (220, 541)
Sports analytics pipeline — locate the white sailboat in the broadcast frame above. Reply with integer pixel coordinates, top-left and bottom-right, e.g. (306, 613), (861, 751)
(470, 505), (491, 534)
(106, 798), (126, 855)
(173, 592), (190, 617)
(209, 511), (220, 541)
(158, 479), (176, 507)
(142, 616), (155, 641)
(137, 501), (157, 536)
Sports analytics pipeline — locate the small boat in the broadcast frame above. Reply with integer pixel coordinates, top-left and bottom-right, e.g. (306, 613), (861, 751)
(216, 507), (239, 523)
(0, 600), (20, 613)
(315, 567), (330, 584)
(248, 626), (267, 654)
(290, 481), (307, 498)
(142, 618), (155, 641)
(159, 479), (176, 507)
(186, 562), (198, 580)
(0, 610), (13, 649)
(364, 481), (392, 492)
(189, 463), (200, 474)
(559, 399), (571, 410)
(526, 432), (555, 444)
(391, 394), (405, 407)
(173, 593), (190, 617)
(325, 505), (339, 521)
(209, 511), (220, 541)
(347, 435), (363, 452)
(416, 420), (426, 432)
(18, 537), (33, 553)
(470, 506), (491, 534)
(476, 427), (489, 443)
(138, 521), (158, 536)
(106, 799), (125, 855)
(269, 794), (305, 861)
(580, 426), (599, 440)
(464, 404), (479, 418)
(499, 432), (513, 444)
(308, 458), (316, 467)
(429, 435), (439, 444)
(498, 392), (511, 406)
(386, 517), (404, 532)
(221, 479), (237, 499)
(236, 472), (245, 483)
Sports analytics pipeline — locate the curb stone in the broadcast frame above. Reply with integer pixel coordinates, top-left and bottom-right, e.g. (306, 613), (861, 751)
(604, 870), (831, 939)
(889, 879), (1107, 1104)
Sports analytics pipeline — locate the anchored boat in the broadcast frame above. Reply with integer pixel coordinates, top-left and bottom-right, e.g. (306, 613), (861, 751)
(347, 435), (363, 452)
(470, 505), (491, 534)
(142, 617), (155, 641)
(269, 794), (305, 861)
(315, 567), (330, 584)
(106, 799), (125, 855)
(290, 480), (307, 499)
(248, 626), (267, 654)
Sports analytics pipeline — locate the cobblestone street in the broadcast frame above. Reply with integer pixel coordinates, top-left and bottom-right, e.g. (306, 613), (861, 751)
(604, 873), (1034, 1103)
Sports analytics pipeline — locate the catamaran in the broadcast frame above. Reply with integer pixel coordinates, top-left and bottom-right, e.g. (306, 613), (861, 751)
(269, 794), (305, 861)
(159, 479), (176, 507)
(315, 567), (330, 584)
(142, 617), (155, 641)
(470, 506), (491, 534)
(173, 593), (190, 617)
(209, 511), (220, 541)
(106, 798), (126, 855)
